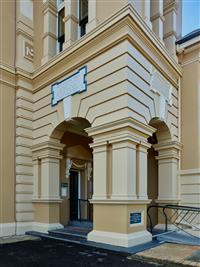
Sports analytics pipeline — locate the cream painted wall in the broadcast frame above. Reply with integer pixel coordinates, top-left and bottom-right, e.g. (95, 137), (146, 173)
(179, 41), (200, 209)
(0, 83), (15, 223)
(0, 0), (15, 66)
(0, 0), (16, 227)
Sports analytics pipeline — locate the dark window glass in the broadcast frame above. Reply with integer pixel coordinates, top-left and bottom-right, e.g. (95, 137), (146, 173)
(58, 8), (65, 52)
(79, 0), (88, 37)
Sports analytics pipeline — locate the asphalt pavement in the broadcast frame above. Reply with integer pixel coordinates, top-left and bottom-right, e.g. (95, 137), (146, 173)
(0, 238), (165, 267)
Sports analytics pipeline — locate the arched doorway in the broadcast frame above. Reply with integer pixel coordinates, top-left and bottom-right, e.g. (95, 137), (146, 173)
(32, 117), (93, 232)
(57, 118), (93, 226)
(147, 133), (158, 228)
(147, 118), (181, 229)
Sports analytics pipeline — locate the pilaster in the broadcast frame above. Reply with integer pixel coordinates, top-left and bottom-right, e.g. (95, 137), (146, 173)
(32, 141), (65, 231)
(41, 0), (57, 65)
(143, 0), (152, 29)
(86, 0), (98, 33)
(154, 141), (182, 203)
(63, 0), (79, 49)
(150, 0), (164, 41)
(137, 143), (151, 200)
(163, 0), (179, 57)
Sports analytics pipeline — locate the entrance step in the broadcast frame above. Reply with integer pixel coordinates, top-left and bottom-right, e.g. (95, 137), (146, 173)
(48, 226), (91, 240)
(68, 220), (93, 228)
(26, 230), (162, 255)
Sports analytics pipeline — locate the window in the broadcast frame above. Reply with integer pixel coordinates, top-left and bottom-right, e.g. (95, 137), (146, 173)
(79, 0), (88, 37)
(58, 7), (65, 52)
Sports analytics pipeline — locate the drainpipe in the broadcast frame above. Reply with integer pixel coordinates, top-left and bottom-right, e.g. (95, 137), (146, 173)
(14, 0), (17, 235)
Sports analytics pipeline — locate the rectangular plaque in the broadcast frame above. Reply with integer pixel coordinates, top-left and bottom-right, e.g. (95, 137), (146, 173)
(61, 182), (68, 197)
(130, 212), (142, 225)
(51, 66), (87, 106)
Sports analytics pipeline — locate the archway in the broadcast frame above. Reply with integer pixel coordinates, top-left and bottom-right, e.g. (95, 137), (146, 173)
(147, 132), (158, 228)
(32, 117), (93, 232)
(147, 118), (180, 229)
(56, 118), (93, 226)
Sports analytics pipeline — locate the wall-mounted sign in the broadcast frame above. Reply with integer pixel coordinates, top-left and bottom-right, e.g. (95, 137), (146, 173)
(61, 182), (68, 197)
(51, 66), (87, 106)
(130, 212), (142, 225)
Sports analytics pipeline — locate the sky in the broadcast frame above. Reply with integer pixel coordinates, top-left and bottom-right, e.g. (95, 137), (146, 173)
(182, 0), (200, 36)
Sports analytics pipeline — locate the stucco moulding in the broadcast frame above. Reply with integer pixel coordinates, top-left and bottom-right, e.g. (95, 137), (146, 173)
(32, 4), (181, 93)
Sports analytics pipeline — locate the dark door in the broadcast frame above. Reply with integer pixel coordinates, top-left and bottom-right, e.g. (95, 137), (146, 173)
(70, 171), (79, 220)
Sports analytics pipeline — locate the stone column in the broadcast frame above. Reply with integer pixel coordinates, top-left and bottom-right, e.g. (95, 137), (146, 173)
(137, 143), (151, 200)
(86, 0), (98, 33)
(41, 0), (57, 65)
(63, 0), (79, 49)
(150, 0), (164, 41)
(154, 141), (182, 203)
(90, 142), (108, 200)
(111, 140), (137, 200)
(32, 141), (65, 233)
(86, 118), (155, 248)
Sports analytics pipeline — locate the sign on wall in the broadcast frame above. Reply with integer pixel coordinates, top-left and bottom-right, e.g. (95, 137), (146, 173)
(51, 66), (87, 106)
(130, 211), (142, 225)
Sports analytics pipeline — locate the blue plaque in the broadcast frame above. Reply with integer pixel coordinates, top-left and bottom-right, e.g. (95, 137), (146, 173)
(130, 212), (142, 224)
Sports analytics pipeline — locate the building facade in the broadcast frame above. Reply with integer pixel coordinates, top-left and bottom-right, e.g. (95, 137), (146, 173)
(0, 0), (199, 247)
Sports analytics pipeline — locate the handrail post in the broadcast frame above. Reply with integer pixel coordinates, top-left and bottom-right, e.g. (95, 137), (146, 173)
(163, 207), (168, 232)
(147, 206), (153, 233)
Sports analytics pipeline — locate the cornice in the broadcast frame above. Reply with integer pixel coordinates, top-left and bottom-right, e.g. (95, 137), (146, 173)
(0, 62), (16, 75)
(32, 4), (182, 90)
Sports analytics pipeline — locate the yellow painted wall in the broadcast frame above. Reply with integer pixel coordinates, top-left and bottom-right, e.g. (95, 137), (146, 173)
(0, 0), (15, 66)
(0, 83), (15, 223)
(181, 60), (200, 169)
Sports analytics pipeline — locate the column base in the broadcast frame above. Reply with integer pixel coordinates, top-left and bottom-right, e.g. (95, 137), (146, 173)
(0, 222), (16, 237)
(87, 230), (152, 248)
(32, 222), (64, 233)
(16, 222), (33, 235)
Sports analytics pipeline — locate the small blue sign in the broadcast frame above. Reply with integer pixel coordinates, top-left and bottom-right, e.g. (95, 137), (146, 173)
(130, 212), (142, 224)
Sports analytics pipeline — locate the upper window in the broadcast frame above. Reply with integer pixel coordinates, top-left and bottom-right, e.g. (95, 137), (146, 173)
(79, 0), (88, 37)
(58, 7), (65, 52)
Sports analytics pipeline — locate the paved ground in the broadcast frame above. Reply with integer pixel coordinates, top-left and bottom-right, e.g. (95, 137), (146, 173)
(136, 243), (200, 266)
(0, 237), (165, 267)
(0, 235), (200, 266)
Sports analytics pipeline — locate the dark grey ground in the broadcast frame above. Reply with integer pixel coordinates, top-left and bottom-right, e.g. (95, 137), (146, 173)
(0, 238), (165, 267)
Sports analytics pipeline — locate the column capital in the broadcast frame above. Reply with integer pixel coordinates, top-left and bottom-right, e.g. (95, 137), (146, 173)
(153, 140), (183, 152)
(32, 141), (65, 160)
(86, 118), (156, 141)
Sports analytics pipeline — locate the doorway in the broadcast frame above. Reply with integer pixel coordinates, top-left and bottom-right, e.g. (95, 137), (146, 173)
(147, 133), (158, 228)
(70, 170), (79, 220)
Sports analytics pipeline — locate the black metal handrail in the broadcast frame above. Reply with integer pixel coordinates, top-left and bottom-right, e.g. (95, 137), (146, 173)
(147, 204), (200, 235)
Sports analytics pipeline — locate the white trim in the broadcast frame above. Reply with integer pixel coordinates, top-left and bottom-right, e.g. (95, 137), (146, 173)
(179, 169), (200, 176)
(0, 223), (16, 237)
(32, 222), (64, 233)
(87, 230), (152, 247)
